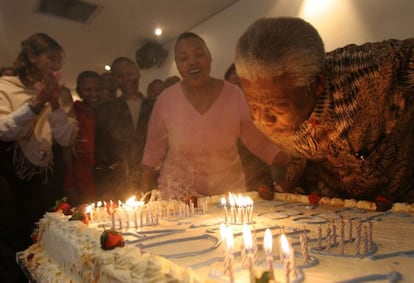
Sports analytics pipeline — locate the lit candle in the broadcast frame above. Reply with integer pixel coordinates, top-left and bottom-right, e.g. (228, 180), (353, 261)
(280, 234), (290, 283)
(90, 203), (95, 222)
(96, 201), (102, 221)
(110, 200), (115, 230)
(85, 205), (92, 223)
(220, 223), (227, 251)
(133, 201), (138, 229)
(125, 196), (137, 229)
(118, 201), (123, 230)
(264, 228), (275, 280)
(229, 193), (236, 224)
(246, 196), (254, 223)
(138, 201), (144, 227)
(237, 194), (244, 224)
(221, 198), (228, 223)
(224, 227), (235, 283)
(103, 201), (107, 222)
(242, 224), (255, 283)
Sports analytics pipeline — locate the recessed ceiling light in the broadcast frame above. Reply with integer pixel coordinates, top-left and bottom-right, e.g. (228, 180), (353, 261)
(104, 65), (111, 71)
(154, 28), (162, 36)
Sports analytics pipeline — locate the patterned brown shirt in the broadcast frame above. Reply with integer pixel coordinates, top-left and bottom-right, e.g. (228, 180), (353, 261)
(274, 39), (414, 202)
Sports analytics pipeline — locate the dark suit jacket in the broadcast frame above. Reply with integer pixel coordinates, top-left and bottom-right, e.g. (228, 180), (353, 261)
(95, 95), (154, 198)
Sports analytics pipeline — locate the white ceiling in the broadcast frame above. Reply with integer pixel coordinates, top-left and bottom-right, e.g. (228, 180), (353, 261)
(0, 0), (239, 89)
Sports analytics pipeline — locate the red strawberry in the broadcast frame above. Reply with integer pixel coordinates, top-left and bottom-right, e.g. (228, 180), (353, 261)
(56, 202), (71, 214)
(375, 196), (393, 212)
(257, 185), (274, 200)
(100, 230), (125, 250)
(51, 197), (72, 215)
(308, 193), (321, 204)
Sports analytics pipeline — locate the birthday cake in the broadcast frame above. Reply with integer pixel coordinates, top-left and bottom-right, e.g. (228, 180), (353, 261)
(18, 192), (414, 283)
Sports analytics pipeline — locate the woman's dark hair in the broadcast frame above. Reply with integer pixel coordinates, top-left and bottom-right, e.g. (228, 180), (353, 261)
(14, 33), (63, 87)
(174, 32), (208, 54)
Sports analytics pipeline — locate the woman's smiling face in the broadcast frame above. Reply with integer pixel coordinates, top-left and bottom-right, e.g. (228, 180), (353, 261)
(174, 36), (212, 87)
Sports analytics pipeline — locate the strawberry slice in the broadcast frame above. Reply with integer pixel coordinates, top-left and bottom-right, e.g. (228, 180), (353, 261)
(257, 185), (274, 200)
(308, 193), (321, 204)
(100, 230), (125, 250)
(51, 197), (72, 215)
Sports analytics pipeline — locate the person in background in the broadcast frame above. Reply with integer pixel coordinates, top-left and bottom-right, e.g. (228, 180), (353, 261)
(95, 57), (154, 201)
(64, 71), (102, 205)
(224, 63), (240, 87)
(0, 33), (77, 282)
(140, 32), (288, 200)
(146, 78), (165, 100)
(0, 66), (15, 77)
(100, 71), (117, 103)
(235, 17), (414, 210)
(224, 63), (276, 192)
(164, 75), (181, 88)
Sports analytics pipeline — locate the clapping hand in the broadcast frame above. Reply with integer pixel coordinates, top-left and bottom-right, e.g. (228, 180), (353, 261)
(31, 71), (62, 112)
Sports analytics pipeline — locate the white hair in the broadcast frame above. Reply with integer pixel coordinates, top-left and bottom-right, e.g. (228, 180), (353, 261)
(235, 17), (325, 88)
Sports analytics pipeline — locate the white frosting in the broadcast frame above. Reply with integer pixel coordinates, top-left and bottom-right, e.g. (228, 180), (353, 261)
(20, 192), (414, 283)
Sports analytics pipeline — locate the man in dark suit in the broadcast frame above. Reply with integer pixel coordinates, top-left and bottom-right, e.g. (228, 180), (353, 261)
(95, 57), (154, 201)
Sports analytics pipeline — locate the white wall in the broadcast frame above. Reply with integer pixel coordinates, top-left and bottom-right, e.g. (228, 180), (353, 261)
(140, 0), (414, 92)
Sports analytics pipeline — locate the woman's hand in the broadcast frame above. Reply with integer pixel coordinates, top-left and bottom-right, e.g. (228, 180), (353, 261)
(31, 71), (61, 112)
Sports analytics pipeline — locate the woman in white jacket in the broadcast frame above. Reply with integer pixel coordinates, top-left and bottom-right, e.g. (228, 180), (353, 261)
(0, 33), (77, 282)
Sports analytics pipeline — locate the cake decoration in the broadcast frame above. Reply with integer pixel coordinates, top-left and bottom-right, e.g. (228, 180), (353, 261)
(17, 191), (414, 282)
(100, 230), (125, 250)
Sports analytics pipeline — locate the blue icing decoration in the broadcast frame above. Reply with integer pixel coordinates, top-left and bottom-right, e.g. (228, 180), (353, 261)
(292, 216), (327, 224)
(334, 271), (402, 283)
(370, 250), (414, 260)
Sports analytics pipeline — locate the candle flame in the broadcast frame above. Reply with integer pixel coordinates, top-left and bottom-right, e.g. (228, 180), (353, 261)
(229, 193), (235, 206)
(242, 224), (253, 250)
(225, 228), (234, 251)
(280, 234), (290, 256)
(264, 228), (273, 254)
(97, 201), (102, 207)
(125, 196), (136, 207)
(236, 194), (243, 207)
(220, 223), (227, 242)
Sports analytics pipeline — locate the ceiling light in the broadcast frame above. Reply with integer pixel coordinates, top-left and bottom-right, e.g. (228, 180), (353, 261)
(104, 65), (111, 71)
(154, 28), (162, 36)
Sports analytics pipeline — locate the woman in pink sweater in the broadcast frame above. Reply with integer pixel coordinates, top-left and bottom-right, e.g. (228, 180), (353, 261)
(140, 32), (288, 200)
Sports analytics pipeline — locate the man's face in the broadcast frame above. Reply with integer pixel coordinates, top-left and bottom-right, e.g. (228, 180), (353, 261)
(240, 76), (316, 137)
(112, 61), (140, 95)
